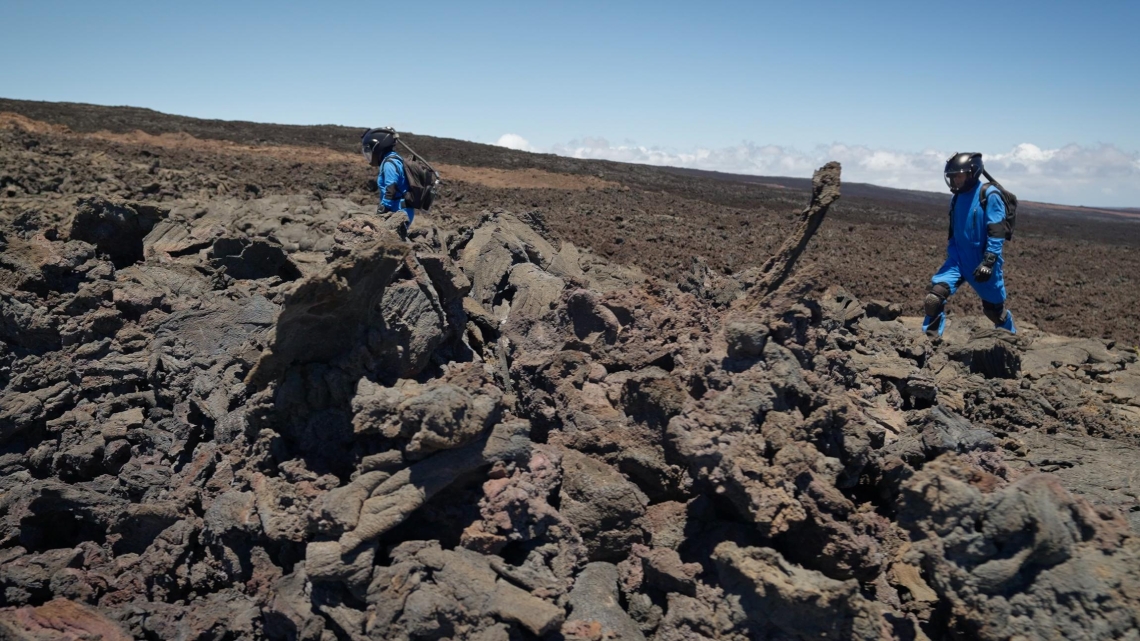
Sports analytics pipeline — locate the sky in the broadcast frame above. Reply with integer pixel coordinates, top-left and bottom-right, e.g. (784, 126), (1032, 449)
(2, 0), (1138, 207)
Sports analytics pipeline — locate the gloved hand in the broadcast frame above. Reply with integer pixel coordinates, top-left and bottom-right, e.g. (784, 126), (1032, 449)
(973, 253), (998, 282)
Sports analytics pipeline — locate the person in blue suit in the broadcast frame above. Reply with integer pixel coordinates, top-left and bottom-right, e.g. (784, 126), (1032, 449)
(361, 127), (414, 233)
(922, 152), (1016, 338)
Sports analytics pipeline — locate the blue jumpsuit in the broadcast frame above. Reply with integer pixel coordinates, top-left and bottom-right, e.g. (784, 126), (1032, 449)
(923, 181), (1015, 335)
(933, 182), (1006, 303)
(378, 151), (415, 226)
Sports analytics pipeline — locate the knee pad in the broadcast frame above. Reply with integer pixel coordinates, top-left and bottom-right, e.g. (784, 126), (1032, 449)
(923, 294), (944, 318)
(982, 300), (1006, 325)
(924, 283), (950, 318)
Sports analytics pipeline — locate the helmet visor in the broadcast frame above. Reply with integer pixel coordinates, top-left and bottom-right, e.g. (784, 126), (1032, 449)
(945, 169), (973, 191)
(362, 136), (378, 162)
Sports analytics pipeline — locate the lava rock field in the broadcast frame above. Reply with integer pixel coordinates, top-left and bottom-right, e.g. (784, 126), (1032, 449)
(1, 102), (1139, 640)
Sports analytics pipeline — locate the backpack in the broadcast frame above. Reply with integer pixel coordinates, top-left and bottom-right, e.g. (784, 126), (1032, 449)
(978, 171), (1017, 241)
(382, 143), (441, 211)
(948, 170), (1018, 241)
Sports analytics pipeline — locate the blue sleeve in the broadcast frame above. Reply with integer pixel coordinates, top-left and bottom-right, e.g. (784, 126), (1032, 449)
(379, 160), (403, 212)
(984, 186), (1006, 256)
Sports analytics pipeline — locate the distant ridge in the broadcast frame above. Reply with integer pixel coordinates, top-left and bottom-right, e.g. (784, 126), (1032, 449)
(1, 96), (1135, 223)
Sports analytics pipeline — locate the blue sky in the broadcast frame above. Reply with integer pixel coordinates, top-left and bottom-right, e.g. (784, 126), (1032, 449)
(3, 1), (1138, 206)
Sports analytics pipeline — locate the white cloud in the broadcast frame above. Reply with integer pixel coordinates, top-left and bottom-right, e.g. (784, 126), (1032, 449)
(504, 135), (1140, 207)
(495, 133), (535, 152)
(984, 144), (1140, 205)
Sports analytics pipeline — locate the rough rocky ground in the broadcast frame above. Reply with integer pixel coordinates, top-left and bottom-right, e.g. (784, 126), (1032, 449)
(2, 105), (1140, 640)
(2, 99), (1139, 347)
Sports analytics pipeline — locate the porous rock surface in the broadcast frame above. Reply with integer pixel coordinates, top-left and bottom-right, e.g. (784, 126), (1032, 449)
(2, 163), (1140, 640)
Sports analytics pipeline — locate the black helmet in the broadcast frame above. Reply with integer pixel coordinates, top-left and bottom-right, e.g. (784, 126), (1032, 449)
(361, 127), (398, 165)
(944, 152), (983, 194)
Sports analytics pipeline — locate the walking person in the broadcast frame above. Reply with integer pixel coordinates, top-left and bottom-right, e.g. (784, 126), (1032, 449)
(922, 152), (1017, 338)
(361, 127), (414, 236)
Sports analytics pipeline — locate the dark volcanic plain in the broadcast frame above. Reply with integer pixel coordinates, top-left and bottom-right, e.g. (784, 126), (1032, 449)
(3, 98), (1139, 347)
(1, 100), (1140, 641)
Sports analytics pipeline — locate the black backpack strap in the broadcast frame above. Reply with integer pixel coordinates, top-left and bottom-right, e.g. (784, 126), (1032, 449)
(947, 195), (956, 239)
(978, 182), (993, 211)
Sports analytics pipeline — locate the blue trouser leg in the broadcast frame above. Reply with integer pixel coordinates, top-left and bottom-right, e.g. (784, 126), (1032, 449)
(968, 267), (1015, 333)
(923, 258), (961, 337)
(928, 240), (1014, 335)
(966, 268), (1006, 306)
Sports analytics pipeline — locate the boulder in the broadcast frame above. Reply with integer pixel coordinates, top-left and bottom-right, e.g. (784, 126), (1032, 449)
(246, 236), (407, 387)
(69, 197), (167, 267)
(0, 598), (131, 641)
(366, 542), (564, 638)
(208, 236), (301, 281)
(558, 448), (648, 562)
(564, 562), (645, 641)
(898, 457), (1140, 640)
(713, 542), (886, 641)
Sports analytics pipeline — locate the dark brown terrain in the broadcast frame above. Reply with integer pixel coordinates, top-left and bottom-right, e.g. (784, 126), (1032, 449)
(2, 98), (1138, 347)
(1, 101), (1139, 640)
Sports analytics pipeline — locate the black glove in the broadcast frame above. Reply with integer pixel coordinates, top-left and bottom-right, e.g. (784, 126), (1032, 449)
(973, 253), (998, 282)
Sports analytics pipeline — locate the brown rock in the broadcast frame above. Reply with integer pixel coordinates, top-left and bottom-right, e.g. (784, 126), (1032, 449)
(713, 542), (886, 641)
(558, 448), (648, 562)
(0, 598), (131, 641)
